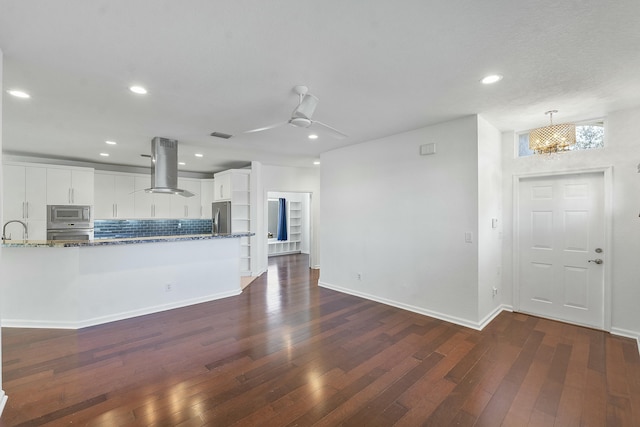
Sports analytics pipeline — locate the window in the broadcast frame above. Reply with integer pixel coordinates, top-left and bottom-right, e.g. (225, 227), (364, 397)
(518, 123), (604, 157)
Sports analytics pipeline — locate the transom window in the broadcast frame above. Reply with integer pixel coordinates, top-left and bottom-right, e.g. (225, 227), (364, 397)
(518, 123), (604, 157)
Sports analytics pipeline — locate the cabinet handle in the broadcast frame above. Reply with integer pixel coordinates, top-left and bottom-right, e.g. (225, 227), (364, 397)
(26, 202), (29, 219)
(220, 185), (223, 199)
(152, 204), (155, 217)
(22, 202), (26, 219)
(115, 204), (118, 218)
(69, 188), (72, 203)
(72, 188), (75, 203)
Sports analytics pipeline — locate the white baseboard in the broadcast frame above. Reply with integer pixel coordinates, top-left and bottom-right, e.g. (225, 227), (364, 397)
(319, 281), (509, 331)
(1, 290), (242, 330)
(0, 390), (7, 417)
(478, 304), (513, 329)
(611, 327), (640, 354)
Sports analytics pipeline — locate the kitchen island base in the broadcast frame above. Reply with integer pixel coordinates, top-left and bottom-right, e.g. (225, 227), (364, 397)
(2, 237), (242, 329)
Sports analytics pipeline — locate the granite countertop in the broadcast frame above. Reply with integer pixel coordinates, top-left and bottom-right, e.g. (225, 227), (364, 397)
(2, 233), (253, 248)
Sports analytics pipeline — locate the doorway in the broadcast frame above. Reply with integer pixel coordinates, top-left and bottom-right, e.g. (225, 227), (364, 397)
(266, 191), (312, 258)
(514, 170), (611, 330)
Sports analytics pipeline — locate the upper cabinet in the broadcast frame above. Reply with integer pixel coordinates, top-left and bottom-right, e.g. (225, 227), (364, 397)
(200, 179), (215, 219)
(2, 163), (48, 240)
(133, 175), (172, 218)
(213, 172), (232, 201)
(94, 172), (136, 219)
(46, 167), (94, 205)
(170, 178), (201, 218)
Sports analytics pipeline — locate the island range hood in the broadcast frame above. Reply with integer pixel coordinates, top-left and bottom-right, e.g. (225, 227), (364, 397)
(145, 137), (194, 197)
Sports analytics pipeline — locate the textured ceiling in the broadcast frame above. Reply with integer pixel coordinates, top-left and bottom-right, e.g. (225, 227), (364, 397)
(1, 0), (640, 173)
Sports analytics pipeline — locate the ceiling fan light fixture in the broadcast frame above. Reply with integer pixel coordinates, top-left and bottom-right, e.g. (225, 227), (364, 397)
(289, 117), (312, 128)
(529, 110), (576, 154)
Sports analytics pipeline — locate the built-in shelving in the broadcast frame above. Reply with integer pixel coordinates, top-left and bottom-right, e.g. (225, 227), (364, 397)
(268, 199), (302, 256)
(215, 169), (252, 275)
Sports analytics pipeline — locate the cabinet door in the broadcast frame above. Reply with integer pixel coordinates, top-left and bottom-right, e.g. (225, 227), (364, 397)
(200, 179), (214, 219)
(153, 193), (172, 218)
(46, 168), (72, 204)
(113, 175), (135, 218)
(25, 167), (47, 221)
(134, 176), (153, 218)
(3, 165), (26, 221)
(27, 220), (47, 240)
(71, 170), (94, 205)
(182, 179), (201, 218)
(94, 173), (116, 219)
(213, 173), (231, 201)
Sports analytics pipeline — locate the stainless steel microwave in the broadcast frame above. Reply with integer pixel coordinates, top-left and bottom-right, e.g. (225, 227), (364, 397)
(47, 205), (93, 229)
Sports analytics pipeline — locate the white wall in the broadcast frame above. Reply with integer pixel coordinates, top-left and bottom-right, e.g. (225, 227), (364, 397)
(319, 116), (484, 327)
(0, 46), (6, 411)
(501, 106), (640, 338)
(253, 163), (321, 273)
(477, 116), (503, 322)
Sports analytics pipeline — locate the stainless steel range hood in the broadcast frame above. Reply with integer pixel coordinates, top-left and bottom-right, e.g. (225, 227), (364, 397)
(145, 137), (194, 197)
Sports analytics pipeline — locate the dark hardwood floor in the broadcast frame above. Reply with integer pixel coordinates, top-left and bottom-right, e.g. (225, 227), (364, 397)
(2, 254), (640, 426)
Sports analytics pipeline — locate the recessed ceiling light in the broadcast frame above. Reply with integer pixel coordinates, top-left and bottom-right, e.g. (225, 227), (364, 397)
(313, 160), (321, 165)
(194, 153), (204, 158)
(178, 162), (186, 166)
(7, 90), (30, 98)
(129, 85), (147, 95)
(105, 140), (117, 145)
(99, 153), (110, 157)
(308, 134), (318, 140)
(481, 74), (503, 84)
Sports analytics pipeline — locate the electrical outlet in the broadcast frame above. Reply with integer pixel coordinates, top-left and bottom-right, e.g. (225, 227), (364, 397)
(165, 283), (173, 292)
(356, 273), (362, 281)
(492, 287), (498, 297)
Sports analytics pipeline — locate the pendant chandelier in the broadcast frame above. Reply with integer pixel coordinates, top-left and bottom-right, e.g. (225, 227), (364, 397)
(529, 110), (576, 154)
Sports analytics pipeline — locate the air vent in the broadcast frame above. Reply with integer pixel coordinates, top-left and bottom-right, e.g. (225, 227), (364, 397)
(210, 131), (233, 139)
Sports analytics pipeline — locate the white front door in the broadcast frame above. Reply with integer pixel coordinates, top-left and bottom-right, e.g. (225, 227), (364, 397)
(518, 172), (605, 329)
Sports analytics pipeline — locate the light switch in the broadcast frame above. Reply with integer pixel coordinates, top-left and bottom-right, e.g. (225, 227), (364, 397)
(465, 232), (473, 243)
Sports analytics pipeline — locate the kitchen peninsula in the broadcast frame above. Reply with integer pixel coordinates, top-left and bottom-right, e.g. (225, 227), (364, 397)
(1, 233), (251, 329)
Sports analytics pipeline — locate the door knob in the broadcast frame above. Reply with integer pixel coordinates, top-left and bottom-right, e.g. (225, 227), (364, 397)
(588, 259), (603, 264)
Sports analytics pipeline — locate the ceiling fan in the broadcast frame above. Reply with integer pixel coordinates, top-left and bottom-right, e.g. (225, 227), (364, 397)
(243, 86), (348, 139)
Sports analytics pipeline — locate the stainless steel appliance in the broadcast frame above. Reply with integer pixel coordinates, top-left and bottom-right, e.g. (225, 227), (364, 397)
(212, 201), (231, 235)
(47, 205), (94, 240)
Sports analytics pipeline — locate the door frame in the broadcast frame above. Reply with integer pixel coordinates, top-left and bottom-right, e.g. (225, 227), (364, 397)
(512, 166), (613, 331)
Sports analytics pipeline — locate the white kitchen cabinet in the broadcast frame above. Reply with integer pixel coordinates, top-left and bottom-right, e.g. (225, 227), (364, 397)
(94, 172), (135, 219)
(2, 163), (47, 240)
(133, 176), (172, 218)
(46, 167), (94, 205)
(200, 179), (214, 219)
(213, 172), (232, 201)
(170, 178), (201, 218)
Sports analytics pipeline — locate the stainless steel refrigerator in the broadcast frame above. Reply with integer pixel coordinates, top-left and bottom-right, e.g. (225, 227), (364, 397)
(212, 201), (231, 235)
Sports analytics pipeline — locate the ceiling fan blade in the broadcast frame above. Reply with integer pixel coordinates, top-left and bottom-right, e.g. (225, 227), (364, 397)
(243, 122), (287, 134)
(312, 120), (348, 139)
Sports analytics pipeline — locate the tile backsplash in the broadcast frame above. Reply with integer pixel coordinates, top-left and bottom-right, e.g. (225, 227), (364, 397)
(94, 219), (212, 239)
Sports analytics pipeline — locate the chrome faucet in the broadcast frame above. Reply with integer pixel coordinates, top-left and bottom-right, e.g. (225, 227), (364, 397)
(2, 220), (28, 242)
